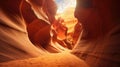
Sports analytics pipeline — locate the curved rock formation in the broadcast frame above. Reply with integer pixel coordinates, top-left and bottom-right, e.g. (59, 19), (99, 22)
(20, 0), (57, 49)
(0, 0), (46, 62)
(72, 0), (120, 67)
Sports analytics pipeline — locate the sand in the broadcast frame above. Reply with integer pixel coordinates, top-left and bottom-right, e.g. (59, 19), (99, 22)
(0, 52), (89, 67)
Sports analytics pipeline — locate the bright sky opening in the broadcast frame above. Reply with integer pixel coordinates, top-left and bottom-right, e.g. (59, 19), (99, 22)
(55, 0), (76, 14)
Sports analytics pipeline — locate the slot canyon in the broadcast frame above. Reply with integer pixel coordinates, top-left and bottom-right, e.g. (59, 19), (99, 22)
(0, 0), (120, 67)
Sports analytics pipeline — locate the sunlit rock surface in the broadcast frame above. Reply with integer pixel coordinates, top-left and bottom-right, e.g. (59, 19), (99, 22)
(20, 0), (81, 52)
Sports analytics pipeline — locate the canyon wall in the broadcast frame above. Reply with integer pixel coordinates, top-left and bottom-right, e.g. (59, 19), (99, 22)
(73, 0), (120, 67)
